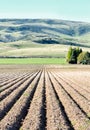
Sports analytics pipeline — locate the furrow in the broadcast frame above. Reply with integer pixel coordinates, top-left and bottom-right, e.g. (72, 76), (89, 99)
(0, 72), (34, 101)
(45, 71), (72, 130)
(55, 73), (90, 118)
(0, 73), (29, 93)
(58, 73), (90, 101)
(0, 71), (40, 120)
(0, 71), (42, 130)
(50, 71), (90, 130)
(21, 71), (46, 130)
(59, 71), (90, 92)
(0, 73), (25, 87)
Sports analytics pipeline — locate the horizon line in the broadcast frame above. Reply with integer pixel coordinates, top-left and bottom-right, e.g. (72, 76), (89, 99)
(0, 17), (89, 23)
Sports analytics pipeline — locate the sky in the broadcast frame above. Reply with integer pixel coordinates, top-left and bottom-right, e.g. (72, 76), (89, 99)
(0, 0), (90, 22)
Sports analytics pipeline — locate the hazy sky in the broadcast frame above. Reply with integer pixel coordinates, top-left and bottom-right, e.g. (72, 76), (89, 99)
(0, 0), (90, 22)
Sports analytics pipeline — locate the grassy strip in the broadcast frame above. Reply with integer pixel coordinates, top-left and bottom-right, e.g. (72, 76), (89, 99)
(0, 58), (66, 65)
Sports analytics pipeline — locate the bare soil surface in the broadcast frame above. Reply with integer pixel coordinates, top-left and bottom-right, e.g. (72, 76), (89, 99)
(0, 65), (90, 130)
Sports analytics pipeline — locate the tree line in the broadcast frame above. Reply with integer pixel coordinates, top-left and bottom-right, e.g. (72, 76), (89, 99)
(66, 47), (90, 64)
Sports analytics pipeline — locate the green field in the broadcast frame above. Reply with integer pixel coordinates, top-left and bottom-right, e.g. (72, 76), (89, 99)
(0, 58), (66, 65)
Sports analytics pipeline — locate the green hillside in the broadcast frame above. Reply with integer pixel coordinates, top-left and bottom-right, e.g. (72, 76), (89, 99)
(0, 19), (90, 57)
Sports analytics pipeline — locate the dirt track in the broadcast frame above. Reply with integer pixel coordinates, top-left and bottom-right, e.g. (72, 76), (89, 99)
(0, 65), (90, 130)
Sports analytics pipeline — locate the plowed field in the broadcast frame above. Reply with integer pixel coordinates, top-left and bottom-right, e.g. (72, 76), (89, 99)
(0, 65), (90, 130)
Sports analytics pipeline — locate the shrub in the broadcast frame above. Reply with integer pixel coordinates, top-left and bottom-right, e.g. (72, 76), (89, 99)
(77, 51), (90, 64)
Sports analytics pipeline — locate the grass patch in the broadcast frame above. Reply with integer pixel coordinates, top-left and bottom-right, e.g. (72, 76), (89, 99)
(0, 58), (66, 65)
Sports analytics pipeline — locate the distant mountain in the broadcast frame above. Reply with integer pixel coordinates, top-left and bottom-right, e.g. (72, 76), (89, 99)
(0, 19), (90, 47)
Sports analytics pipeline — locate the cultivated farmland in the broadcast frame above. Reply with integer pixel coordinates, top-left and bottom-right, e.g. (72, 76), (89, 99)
(0, 65), (90, 130)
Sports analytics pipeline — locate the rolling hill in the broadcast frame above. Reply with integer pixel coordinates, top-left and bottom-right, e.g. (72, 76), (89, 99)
(0, 19), (90, 57)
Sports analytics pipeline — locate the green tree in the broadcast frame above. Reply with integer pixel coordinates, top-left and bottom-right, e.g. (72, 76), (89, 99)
(66, 47), (73, 63)
(76, 47), (82, 57)
(66, 47), (83, 64)
(70, 48), (77, 63)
